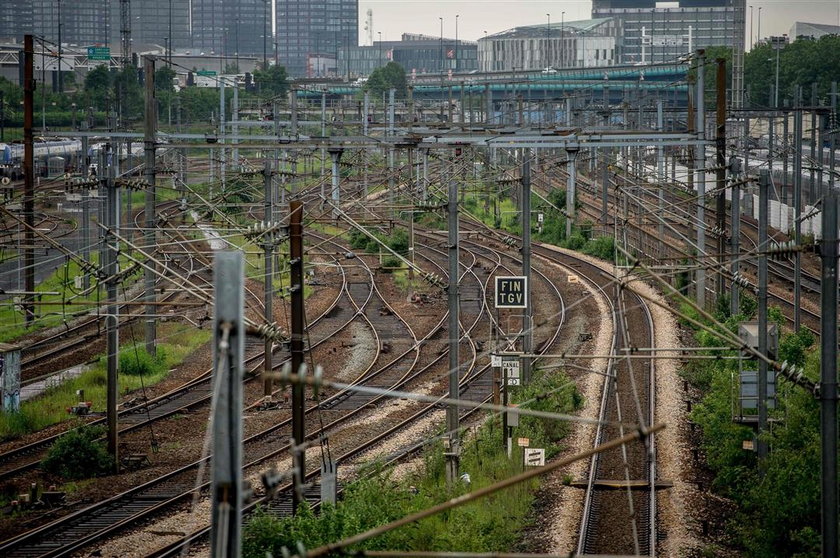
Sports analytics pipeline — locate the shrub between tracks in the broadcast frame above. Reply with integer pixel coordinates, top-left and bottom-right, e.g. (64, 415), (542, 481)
(682, 299), (820, 556)
(41, 424), (115, 480)
(242, 368), (582, 557)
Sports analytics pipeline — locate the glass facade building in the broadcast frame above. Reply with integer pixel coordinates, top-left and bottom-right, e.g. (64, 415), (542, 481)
(34, 0), (111, 47)
(109, 0), (192, 52)
(592, 0), (745, 64)
(275, 0), (358, 77)
(0, 1), (33, 44)
(192, 0), (273, 59)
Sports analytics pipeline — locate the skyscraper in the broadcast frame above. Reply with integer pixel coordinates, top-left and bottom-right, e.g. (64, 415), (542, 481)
(275, 0), (359, 77)
(34, 0), (111, 47)
(0, 0), (34, 44)
(109, 0), (191, 52)
(192, 0), (273, 61)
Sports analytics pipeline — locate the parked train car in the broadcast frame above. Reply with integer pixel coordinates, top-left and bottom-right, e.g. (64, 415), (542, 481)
(0, 138), (83, 179)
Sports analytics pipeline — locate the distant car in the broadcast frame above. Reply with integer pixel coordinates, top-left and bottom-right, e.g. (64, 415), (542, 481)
(541, 67), (557, 74)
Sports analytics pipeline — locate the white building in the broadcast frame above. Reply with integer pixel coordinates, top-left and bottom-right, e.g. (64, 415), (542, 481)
(478, 18), (620, 72)
(789, 22), (840, 41)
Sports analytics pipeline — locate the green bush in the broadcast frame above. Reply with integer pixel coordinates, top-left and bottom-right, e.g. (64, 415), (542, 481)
(581, 236), (615, 261)
(42, 425), (114, 480)
(387, 228), (409, 256)
(381, 256), (402, 273)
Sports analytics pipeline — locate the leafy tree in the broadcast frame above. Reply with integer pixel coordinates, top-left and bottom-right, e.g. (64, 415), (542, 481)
(113, 66), (143, 117)
(744, 34), (840, 107)
(84, 65), (112, 108)
(155, 66), (177, 92)
(363, 62), (408, 99)
(253, 65), (289, 96)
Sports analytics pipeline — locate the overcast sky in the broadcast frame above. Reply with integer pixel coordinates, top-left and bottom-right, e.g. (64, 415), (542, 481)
(358, 1), (840, 46)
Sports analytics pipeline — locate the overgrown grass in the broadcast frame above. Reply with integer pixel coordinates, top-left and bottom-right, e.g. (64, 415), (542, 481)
(683, 299), (821, 557)
(242, 367), (582, 557)
(0, 323), (211, 440)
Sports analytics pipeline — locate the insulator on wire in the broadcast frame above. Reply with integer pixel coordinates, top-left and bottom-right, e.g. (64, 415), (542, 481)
(731, 271), (757, 293)
(765, 240), (800, 260)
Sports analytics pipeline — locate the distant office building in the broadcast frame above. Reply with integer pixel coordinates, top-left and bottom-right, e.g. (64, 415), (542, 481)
(0, 1), (33, 44)
(34, 0), (111, 47)
(275, 0), (358, 77)
(109, 0), (191, 53)
(192, 0), (273, 61)
(790, 22), (840, 41)
(591, 0), (745, 64)
(340, 33), (477, 78)
(479, 19), (619, 72)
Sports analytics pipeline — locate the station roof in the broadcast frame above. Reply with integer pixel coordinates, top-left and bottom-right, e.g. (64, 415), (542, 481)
(484, 18), (615, 40)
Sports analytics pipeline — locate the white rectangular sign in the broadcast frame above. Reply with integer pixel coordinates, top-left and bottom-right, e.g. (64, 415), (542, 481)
(524, 448), (545, 467)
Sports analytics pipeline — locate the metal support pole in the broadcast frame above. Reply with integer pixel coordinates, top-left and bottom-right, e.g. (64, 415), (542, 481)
(446, 179), (460, 487)
(219, 78), (226, 190)
(819, 185), (839, 558)
(657, 99), (665, 243)
(144, 56), (157, 356)
(104, 143), (120, 465)
(757, 169), (769, 460)
(485, 84), (492, 125)
(320, 92), (326, 181)
(81, 162), (91, 291)
(831, 82), (837, 191)
(291, 91), (298, 136)
(363, 92), (369, 136)
(730, 156), (741, 316)
(715, 58), (727, 304)
(522, 155), (532, 385)
(289, 201), (306, 513)
(210, 251), (244, 558)
(565, 146), (579, 239)
(695, 50), (707, 309)
(22, 35), (34, 325)
(422, 149), (429, 201)
(263, 161), (274, 398)
(811, 84), (818, 203)
(232, 84), (239, 169)
(601, 148), (609, 230)
(783, 112), (789, 203)
(794, 93), (803, 332)
(329, 148), (343, 218)
(388, 89), (395, 216)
